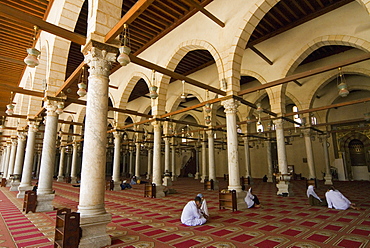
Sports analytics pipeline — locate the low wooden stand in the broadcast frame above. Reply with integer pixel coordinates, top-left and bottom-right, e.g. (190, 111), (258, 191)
(219, 190), (237, 212)
(54, 208), (81, 248)
(240, 176), (250, 189)
(0, 178), (6, 187)
(204, 179), (214, 190)
(144, 183), (156, 198)
(23, 190), (37, 214)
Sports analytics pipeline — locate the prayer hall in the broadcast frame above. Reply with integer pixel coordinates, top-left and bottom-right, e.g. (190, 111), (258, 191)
(0, 0), (370, 247)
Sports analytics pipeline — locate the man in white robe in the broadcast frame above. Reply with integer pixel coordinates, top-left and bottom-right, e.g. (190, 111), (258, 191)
(197, 193), (209, 218)
(325, 186), (358, 210)
(181, 197), (207, 226)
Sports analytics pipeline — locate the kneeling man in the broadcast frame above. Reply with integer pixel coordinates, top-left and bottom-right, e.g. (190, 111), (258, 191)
(181, 196), (208, 226)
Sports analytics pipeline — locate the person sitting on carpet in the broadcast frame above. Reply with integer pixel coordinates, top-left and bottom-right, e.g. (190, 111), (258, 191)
(120, 180), (132, 190)
(325, 186), (359, 210)
(244, 187), (261, 208)
(196, 193), (209, 219)
(130, 176), (137, 185)
(307, 185), (327, 206)
(181, 196), (208, 226)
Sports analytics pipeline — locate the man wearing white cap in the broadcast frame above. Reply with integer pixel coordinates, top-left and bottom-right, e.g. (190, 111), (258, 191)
(197, 193), (209, 219)
(181, 196), (208, 226)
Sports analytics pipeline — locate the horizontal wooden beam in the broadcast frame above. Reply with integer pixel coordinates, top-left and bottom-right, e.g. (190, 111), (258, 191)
(55, 62), (85, 97)
(0, 84), (44, 98)
(238, 53), (370, 96)
(129, 54), (226, 96)
(0, 3), (86, 45)
(105, 0), (155, 43)
(0, 55), (25, 65)
(183, 0), (225, 27)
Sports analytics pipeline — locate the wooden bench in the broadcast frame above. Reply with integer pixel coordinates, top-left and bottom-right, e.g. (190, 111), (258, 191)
(0, 178), (6, 187)
(144, 183), (156, 198)
(219, 190), (237, 212)
(23, 190), (37, 214)
(240, 176), (250, 190)
(204, 179), (214, 190)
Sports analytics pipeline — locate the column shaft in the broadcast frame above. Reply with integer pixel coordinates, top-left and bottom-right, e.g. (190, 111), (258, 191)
(135, 143), (140, 177)
(112, 132), (121, 185)
(7, 139), (17, 179)
(207, 131), (216, 181)
(57, 147), (66, 181)
(303, 129), (316, 179)
(70, 143), (79, 183)
(201, 141), (207, 183)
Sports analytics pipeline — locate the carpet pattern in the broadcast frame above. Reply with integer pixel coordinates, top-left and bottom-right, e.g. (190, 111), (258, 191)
(0, 178), (369, 247)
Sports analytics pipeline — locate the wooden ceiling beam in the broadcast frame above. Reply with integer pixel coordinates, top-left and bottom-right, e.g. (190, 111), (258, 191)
(129, 54), (226, 96)
(105, 0), (156, 43)
(0, 84), (44, 98)
(183, 0), (225, 27)
(238, 53), (370, 96)
(0, 55), (25, 66)
(0, 3), (86, 45)
(248, 46), (273, 65)
(55, 62), (85, 97)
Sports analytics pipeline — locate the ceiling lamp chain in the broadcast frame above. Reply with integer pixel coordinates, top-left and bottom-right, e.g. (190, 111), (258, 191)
(6, 92), (14, 115)
(24, 25), (41, 68)
(117, 24), (131, 66)
(337, 67), (349, 97)
(77, 66), (87, 97)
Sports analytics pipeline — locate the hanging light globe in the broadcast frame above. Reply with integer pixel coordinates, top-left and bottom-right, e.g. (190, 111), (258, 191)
(117, 46), (131, 66)
(337, 82), (349, 97)
(205, 116), (211, 125)
(149, 86), (158, 99)
(5, 104), (14, 115)
(204, 103), (212, 113)
(55, 103), (64, 115)
(77, 82), (87, 97)
(24, 48), (41, 68)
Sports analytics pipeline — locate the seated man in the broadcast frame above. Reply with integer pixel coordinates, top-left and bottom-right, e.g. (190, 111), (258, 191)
(325, 186), (359, 210)
(181, 196), (208, 226)
(244, 187), (261, 208)
(307, 185), (327, 206)
(197, 193), (209, 219)
(120, 180), (132, 190)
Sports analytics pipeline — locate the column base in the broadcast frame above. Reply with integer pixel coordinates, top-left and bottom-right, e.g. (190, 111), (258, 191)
(267, 175), (273, 183)
(17, 185), (33, 198)
(211, 180), (220, 191)
(155, 185), (166, 198)
(236, 191), (248, 211)
(113, 182), (121, 191)
(71, 176), (78, 184)
(57, 176), (64, 182)
(200, 176), (207, 183)
(324, 175), (333, 185)
(276, 181), (294, 197)
(79, 213), (111, 248)
(194, 172), (200, 179)
(171, 175), (177, 181)
(146, 174), (151, 180)
(36, 193), (55, 212)
(162, 176), (172, 186)
(10, 180), (20, 191)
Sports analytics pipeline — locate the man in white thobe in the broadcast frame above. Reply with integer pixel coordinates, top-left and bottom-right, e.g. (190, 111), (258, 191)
(181, 196), (207, 226)
(197, 193), (209, 218)
(325, 187), (358, 210)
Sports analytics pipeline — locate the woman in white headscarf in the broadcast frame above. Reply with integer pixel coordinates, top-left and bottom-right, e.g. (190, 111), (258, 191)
(307, 185), (327, 206)
(244, 187), (261, 208)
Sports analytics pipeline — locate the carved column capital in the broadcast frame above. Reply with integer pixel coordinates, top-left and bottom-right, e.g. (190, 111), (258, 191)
(84, 47), (117, 78)
(27, 121), (39, 133)
(222, 98), (240, 115)
(17, 131), (27, 141)
(43, 100), (58, 117)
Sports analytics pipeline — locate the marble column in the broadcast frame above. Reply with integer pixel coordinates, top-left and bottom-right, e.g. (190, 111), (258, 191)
(243, 136), (252, 179)
(163, 137), (172, 186)
(0, 149), (5, 177)
(129, 149), (134, 177)
(266, 139), (274, 182)
(35, 151), (42, 178)
(10, 131), (27, 191)
(206, 130), (219, 190)
(303, 129), (316, 179)
(135, 141), (141, 178)
(17, 121), (38, 198)
(112, 131), (121, 191)
(121, 150), (127, 177)
(77, 46), (116, 247)
(3, 143), (11, 179)
(152, 121), (165, 198)
(57, 147), (66, 182)
(200, 140), (207, 183)
(70, 141), (79, 184)
(222, 99), (245, 210)
(36, 100), (59, 212)
(146, 148), (152, 180)
(65, 148), (72, 178)
(171, 140), (177, 181)
(194, 148), (200, 179)
(6, 138), (17, 181)
(273, 118), (293, 196)
(322, 136), (333, 185)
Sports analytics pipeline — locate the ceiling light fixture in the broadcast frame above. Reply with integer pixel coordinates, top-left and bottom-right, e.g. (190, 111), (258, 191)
(337, 67), (349, 97)
(117, 24), (131, 66)
(24, 26), (41, 68)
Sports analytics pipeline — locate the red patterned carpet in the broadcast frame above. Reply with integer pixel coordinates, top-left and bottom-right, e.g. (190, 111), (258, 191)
(0, 178), (369, 247)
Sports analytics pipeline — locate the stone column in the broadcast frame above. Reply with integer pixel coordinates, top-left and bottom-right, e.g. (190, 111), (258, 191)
(10, 131), (27, 191)
(70, 141), (79, 184)
(0, 149), (5, 177)
(266, 139), (274, 182)
(36, 100), (59, 212)
(171, 139), (176, 181)
(65, 147), (72, 178)
(129, 149), (134, 177)
(194, 147), (200, 179)
(3, 143), (11, 179)
(163, 137), (172, 186)
(6, 138), (17, 181)
(77, 46), (116, 247)
(57, 147), (66, 182)
(152, 121), (165, 198)
(146, 148), (152, 180)
(135, 140), (141, 178)
(303, 129), (316, 179)
(200, 139), (207, 183)
(121, 150), (127, 177)
(222, 99), (245, 210)
(243, 136), (252, 179)
(273, 118), (293, 196)
(112, 131), (121, 190)
(17, 121), (38, 198)
(35, 150), (42, 178)
(207, 130), (219, 190)
(322, 136), (333, 185)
